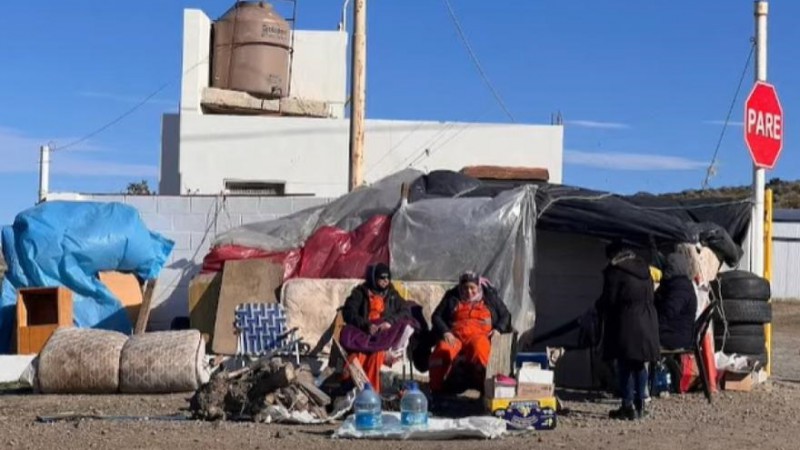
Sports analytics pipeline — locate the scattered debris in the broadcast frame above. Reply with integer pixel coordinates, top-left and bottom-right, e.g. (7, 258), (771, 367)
(189, 358), (332, 422)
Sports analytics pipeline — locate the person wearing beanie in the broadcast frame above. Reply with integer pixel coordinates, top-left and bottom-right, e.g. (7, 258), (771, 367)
(428, 271), (512, 394)
(341, 263), (416, 392)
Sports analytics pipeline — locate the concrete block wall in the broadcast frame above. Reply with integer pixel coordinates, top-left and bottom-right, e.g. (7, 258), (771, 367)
(83, 194), (332, 329)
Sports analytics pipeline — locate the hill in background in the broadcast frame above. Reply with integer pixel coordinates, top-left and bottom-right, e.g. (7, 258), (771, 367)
(645, 178), (800, 209)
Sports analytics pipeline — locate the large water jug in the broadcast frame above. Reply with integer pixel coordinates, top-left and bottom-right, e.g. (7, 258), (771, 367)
(400, 381), (428, 428)
(354, 382), (382, 431)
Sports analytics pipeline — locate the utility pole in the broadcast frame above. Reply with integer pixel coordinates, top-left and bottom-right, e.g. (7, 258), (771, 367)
(348, 0), (366, 191)
(38, 144), (51, 203)
(751, 0), (768, 277)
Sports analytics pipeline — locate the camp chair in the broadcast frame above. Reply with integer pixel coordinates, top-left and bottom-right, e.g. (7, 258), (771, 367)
(439, 330), (517, 395)
(328, 307), (416, 386)
(653, 299), (718, 403)
(233, 303), (309, 364)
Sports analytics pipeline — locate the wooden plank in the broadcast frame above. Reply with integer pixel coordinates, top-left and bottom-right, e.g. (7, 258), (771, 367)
(99, 272), (143, 323)
(460, 165), (550, 182)
(134, 280), (157, 335)
(296, 379), (332, 407)
(211, 259), (285, 355)
(486, 332), (515, 380)
(188, 273), (222, 347)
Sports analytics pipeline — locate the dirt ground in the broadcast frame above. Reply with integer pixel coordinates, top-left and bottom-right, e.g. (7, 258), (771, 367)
(2, 302), (799, 450)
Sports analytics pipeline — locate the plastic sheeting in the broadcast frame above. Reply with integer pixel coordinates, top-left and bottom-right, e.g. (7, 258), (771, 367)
(332, 413), (507, 440)
(296, 215), (390, 279)
(213, 169), (421, 252)
(203, 215), (391, 280)
(201, 169), (749, 343)
(0, 201), (174, 353)
(391, 186), (537, 334)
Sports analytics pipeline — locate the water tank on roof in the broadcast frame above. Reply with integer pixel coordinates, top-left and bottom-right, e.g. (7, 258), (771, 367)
(212, 1), (292, 98)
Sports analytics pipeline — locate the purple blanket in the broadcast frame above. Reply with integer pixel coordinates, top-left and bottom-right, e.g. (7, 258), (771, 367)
(340, 318), (418, 354)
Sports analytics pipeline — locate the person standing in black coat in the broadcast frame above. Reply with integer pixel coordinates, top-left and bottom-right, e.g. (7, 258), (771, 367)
(654, 253), (697, 351)
(598, 242), (660, 420)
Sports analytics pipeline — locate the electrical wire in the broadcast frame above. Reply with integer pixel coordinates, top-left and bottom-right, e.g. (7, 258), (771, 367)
(441, 0), (516, 123)
(54, 57), (210, 152)
(702, 41), (756, 189)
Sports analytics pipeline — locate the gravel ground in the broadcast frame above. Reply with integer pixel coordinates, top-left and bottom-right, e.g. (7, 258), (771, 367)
(2, 301), (798, 450)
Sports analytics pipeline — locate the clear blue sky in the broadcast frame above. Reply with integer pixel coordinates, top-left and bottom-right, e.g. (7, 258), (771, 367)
(1, 1), (797, 225)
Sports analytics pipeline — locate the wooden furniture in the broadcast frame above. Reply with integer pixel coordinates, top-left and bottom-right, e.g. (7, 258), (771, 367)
(16, 287), (73, 354)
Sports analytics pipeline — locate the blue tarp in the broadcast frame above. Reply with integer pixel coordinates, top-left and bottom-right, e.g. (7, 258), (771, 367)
(0, 201), (174, 353)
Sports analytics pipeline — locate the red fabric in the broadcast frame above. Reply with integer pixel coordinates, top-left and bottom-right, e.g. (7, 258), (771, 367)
(296, 215), (390, 279)
(200, 215), (391, 281)
(200, 245), (301, 280)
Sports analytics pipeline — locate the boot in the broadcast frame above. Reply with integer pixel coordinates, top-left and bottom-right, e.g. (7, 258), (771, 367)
(634, 398), (650, 420)
(609, 404), (636, 421)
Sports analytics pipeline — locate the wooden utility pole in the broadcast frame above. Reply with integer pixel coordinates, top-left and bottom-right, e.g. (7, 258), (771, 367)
(348, 0), (367, 191)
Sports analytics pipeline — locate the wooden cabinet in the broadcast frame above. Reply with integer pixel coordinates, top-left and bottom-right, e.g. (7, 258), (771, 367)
(16, 287), (73, 354)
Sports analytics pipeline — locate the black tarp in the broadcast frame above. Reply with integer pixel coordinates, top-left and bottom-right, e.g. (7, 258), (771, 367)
(409, 171), (751, 251)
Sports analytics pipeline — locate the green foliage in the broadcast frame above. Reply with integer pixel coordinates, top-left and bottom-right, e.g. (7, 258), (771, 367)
(656, 179), (800, 209)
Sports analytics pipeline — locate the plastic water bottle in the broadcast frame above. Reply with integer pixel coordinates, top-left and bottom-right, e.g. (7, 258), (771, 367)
(354, 383), (382, 431)
(400, 381), (428, 429)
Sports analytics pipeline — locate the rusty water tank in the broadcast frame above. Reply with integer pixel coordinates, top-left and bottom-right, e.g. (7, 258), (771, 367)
(212, 1), (292, 98)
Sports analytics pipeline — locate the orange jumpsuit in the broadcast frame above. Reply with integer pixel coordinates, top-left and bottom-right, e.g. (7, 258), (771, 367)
(429, 299), (493, 393)
(346, 292), (387, 392)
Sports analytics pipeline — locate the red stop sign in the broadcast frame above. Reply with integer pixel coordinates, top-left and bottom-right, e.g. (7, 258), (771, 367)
(744, 81), (784, 169)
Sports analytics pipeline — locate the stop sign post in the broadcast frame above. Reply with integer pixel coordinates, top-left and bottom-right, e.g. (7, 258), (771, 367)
(744, 81), (784, 169)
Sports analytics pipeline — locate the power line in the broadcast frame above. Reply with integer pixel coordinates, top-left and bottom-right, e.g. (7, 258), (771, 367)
(441, 0), (516, 123)
(55, 57), (210, 152)
(702, 41), (755, 189)
(56, 82), (173, 152)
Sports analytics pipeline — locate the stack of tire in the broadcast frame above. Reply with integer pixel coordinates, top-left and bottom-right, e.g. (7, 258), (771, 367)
(711, 270), (771, 365)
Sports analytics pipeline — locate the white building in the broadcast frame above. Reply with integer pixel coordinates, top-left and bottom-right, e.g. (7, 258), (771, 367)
(159, 9), (564, 197)
(772, 209), (800, 300)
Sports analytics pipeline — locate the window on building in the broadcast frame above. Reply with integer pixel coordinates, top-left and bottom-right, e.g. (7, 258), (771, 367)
(224, 180), (286, 196)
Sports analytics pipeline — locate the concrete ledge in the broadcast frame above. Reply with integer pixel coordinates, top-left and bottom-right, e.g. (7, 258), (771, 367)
(0, 355), (35, 383)
(201, 87), (331, 118)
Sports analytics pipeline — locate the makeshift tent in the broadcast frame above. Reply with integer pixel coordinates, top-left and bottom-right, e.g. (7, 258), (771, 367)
(202, 170), (750, 346)
(0, 201), (174, 353)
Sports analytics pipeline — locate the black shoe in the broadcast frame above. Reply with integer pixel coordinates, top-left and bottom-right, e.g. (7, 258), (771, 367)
(634, 399), (650, 420)
(609, 406), (636, 421)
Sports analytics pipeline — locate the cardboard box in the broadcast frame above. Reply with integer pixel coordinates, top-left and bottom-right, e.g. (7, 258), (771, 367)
(518, 366), (554, 384)
(485, 397), (558, 431)
(724, 371), (755, 392)
(485, 377), (516, 399)
(517, 382), (555, 399)
(485, 396), (558, 414)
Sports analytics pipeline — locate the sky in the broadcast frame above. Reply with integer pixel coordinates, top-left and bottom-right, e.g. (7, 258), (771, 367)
(0, 1), (798, 225)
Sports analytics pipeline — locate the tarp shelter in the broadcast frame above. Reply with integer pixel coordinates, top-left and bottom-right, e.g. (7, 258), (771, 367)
(0, 202), (174, 353)
(204, 170), (751, 359)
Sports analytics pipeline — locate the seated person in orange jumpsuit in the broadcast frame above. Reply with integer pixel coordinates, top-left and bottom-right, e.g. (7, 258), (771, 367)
(429, 271), (512, 394)
(340, 263), (416, 392)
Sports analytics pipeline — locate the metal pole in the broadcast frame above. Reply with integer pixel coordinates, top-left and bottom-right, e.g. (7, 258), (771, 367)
(348, 0), (366, 191)
(751, 1), (768, 277)
(38, 144), (50, 203)
(764, 188), (773, 376)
